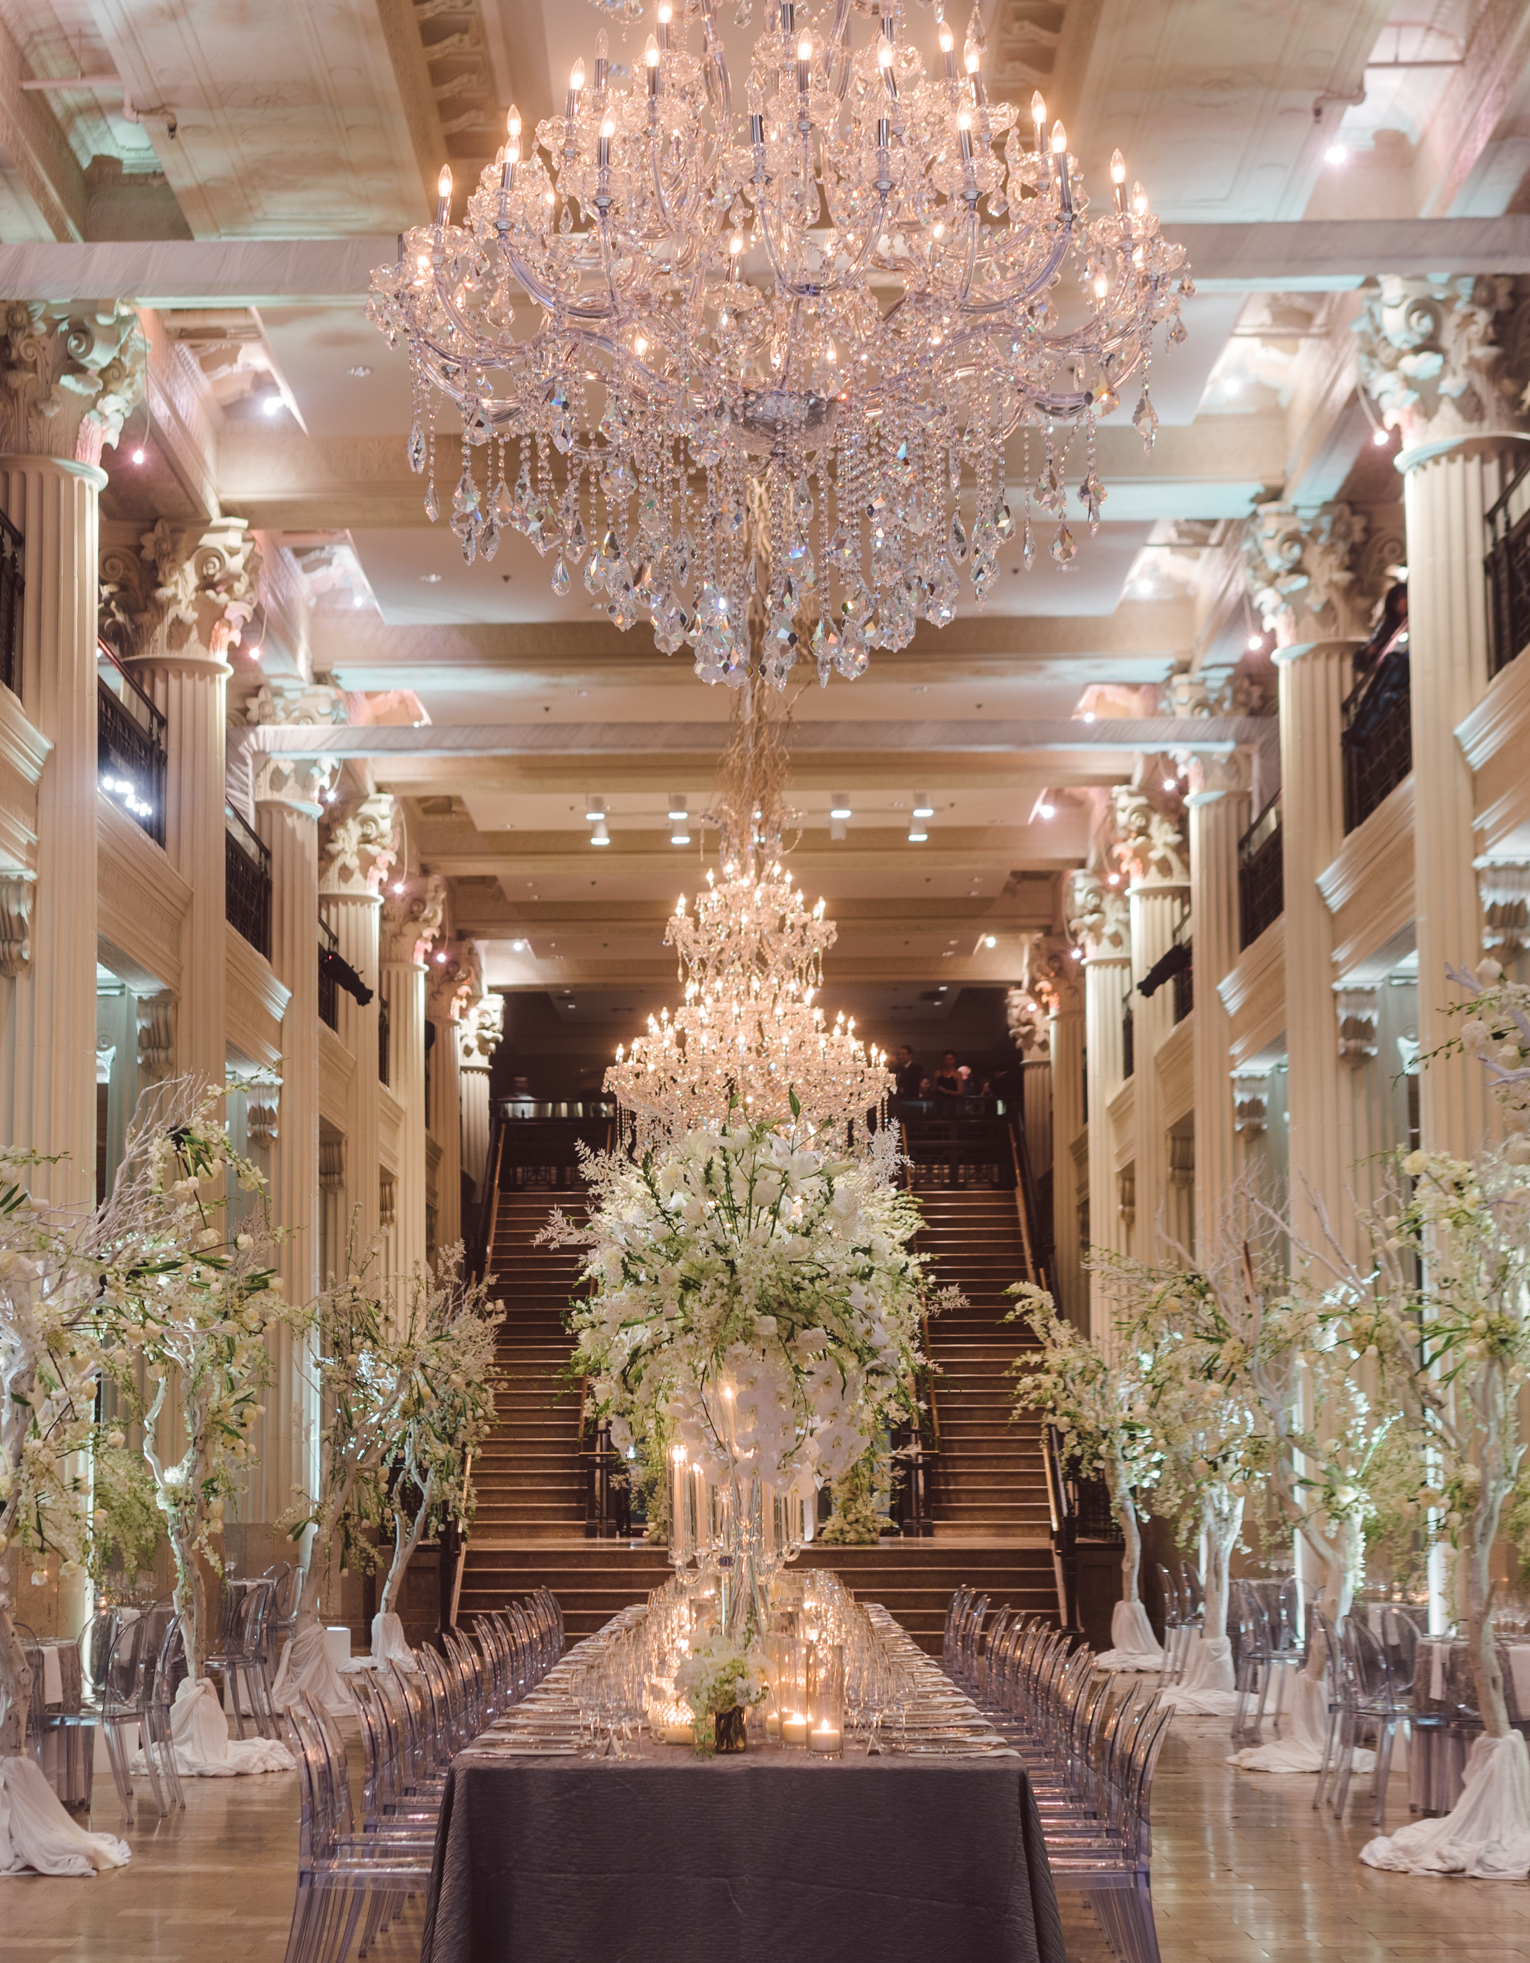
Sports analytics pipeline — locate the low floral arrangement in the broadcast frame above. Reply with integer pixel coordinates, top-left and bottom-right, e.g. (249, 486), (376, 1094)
(674, 1630), (768, 1751)
(546, 1114), (955, 1499)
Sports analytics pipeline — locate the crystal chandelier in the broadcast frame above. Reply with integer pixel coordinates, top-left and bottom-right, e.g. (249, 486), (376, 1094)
(605, 692), (891, 1142)
(368, 0), (1191, 689)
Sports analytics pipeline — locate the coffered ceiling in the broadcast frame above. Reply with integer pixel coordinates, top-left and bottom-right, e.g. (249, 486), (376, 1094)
(5, 0), (1530, 1035)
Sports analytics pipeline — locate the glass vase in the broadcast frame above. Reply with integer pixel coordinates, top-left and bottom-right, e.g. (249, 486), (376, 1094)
(714, 1703), (748, 1753)
(807, 1641), (845, 1758)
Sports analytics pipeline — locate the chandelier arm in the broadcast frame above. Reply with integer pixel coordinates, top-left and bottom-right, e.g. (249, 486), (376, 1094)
(749, 174), (889, 302)
(944, 227), (1075, 316)
(698, 0), (732, 125)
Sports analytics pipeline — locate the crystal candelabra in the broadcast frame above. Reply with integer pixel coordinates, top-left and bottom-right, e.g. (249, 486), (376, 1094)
(604, 692), (892, 1141)
(368, 0), (1191, 689)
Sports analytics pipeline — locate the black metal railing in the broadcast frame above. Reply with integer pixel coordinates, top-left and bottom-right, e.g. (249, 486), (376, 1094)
(379, 997), (391, 1085)
(97, 642), (166, 847)
(1172, 943), (1194, 1024)
(1238, 795), (1284, 949)
(1486, 449), (1530, 680)
(318, 913), (339, 1029)
(0, 510), (22, 699)
(1341, 593), (1412, 833)
(1121, 993), (1135, 1079)
(224, 804), (271, 957)
(899, 1116), (1015, 1189)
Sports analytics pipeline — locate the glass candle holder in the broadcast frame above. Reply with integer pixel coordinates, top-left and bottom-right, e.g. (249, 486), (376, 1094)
(770, 1635), (809, 1749)
(807, 1641), (845, 1758)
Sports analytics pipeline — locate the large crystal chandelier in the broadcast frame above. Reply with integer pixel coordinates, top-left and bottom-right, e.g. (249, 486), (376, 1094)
(368, 0), (1191, 689)
(605, 690), (891, 1143)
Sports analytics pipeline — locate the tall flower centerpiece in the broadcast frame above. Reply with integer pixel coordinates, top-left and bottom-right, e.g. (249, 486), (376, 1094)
(547, 1114), (945, 1625)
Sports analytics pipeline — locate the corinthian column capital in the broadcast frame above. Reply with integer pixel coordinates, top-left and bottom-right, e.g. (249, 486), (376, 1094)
(1109, 783), (1188, 890)
(1066, 870), (1130, 963)
(1355, 274), (1530, 460)
(320, 793), (400, 899)
(0, 302), (146, 465)
(382, 874), (447, 966)
(459, 991), (505, 1068)
(1243, 501), (1370, 648)
(427, 937), (482, 1021)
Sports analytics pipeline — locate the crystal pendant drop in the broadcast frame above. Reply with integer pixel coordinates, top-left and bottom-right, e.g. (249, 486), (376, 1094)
(450, 470), (480, 534)
(1168, 315), (1188, 345)
(792, 473), (813, 524)
(1132, 391), (1158, 451)
(566, 513), (588, 563)
(947, 512), (968, 564)
(493, 477), (513, 525)
(407, 424), (427, 474)
(674, 529), (694, 585)
(509, 463), (532, 530)
(479, 518), (500, 562)
(460, 524), (478, 565)
(994, 496), (1015, 542)
(785, 537), (816, 587)
(423, 483), (440, 523)
(810, 616), (841, 686)
(1093, 382), (1119, 417)
(1021, 516), (1036, 572)
(551, 557), (571, 596)
(1049, 522), (1077, 565)
(584, 546), (606, 594)
(826, 526), (855, 572)
(835, 623), (870, 678)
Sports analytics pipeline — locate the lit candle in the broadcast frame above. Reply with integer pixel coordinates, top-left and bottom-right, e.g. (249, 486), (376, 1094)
(781, 1711), (809, 1747)
(766, 1710), (780, 1737)
(661, 1709), (694, 1745)
(810, 1721), (842, 1756)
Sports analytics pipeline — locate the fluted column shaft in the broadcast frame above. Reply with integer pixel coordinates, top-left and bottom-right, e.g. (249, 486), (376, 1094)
(324, 893), (383, 1255)
(1278, 639), (1383, 1254)
(460, 1050), (492, 1205)
(1128, 882), (1185, 1261)
(383, 955), (428, 1294)
(255, 794), (322, 1519)
(0, 458), (104, 1208)
(1083, 945), (1130, 1344)
(136, 653), (228, 1088)
(1403, 448), (1504, 1159)
(1186, 757), (1251, 1254)
(1048, 992), (1086, 1328)
(431, 1003), (462, 1251)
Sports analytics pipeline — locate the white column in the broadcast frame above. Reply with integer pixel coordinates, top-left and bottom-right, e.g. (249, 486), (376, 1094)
(1042, 950), (1086, 1329)
(121, 521), (255, 1090)
(0, 459), (103, 1207)
(1248, 502), (1387, 1255)
(255, 757), (335, 1520)
(429, 973), (464, 1252)
(381, 877), (446, 1297)
(1067, 872), (1131, 1346)
(1357, 276), (1530, 1159)
(458, 993), (503, 1203)
(320, 792), (399, 1259)
(1183, 751), (1251, 1253)
(1113, 786), (1189, 1265)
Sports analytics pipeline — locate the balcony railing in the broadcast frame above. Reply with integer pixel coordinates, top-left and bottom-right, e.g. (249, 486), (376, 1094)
(1172, 941), (1194, 1025)
(318, 914), (339, 1030)
(1238, 795), (1284, 950)
(97, 642), (166, 847)
(1341, 587), (1411, 834)
(0, 510), (22, 699)
(1486, 450), (1530, 680)
(225, 804), (272, 957)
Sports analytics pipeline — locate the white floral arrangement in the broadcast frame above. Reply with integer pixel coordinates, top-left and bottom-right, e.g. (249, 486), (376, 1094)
(674, 1630), (768, 1723)
(545, 1115), (950, 1493)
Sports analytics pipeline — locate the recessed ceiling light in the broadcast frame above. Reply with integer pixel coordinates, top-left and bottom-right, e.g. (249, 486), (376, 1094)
(1325, 142), (1348, 166)
(346, 364), (372, 377)
(829, 792), (852, 819)
(420, 572), (443, 584)
(585, 796), (606, 820)
(908, 824), (928, 843)
(912, 792), (934, 818)
(984, 934), (997, 948)
(590, 818), (610, 846)
(261, 393), (282, 416)
(670, 829), (691, 845)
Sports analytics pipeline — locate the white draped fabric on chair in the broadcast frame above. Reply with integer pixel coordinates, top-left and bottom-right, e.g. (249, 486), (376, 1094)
(1094, 1600), (1165, 1673)
(0, 1758), (131, 1875)
(132, 1676), (295, 1777)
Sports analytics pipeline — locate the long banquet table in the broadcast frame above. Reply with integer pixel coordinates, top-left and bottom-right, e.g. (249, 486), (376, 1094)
(420, 1608), (1066, 1963)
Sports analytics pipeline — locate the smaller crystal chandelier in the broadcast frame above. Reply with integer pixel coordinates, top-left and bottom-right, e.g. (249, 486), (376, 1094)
(368, 0), (1191, 691)
(606, 693), (891, 1142)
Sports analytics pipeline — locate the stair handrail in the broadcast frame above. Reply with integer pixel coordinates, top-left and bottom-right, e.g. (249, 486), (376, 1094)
(467, 1112), (507, 1284)
(895, 1118), (942, 1543)
(1006, 1125), (1041, 1287)
(1042, 1420), (1082, 1636)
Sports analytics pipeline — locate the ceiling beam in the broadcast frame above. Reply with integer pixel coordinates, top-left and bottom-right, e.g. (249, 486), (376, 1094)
(244, 714), (1265, 760)
(8, 215), (1530, 304)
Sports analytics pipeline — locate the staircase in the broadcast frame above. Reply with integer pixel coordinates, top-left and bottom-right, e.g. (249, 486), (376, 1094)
(456, 1140), (1059, 1654)
(914, 1185), (1050, 1542)
(471, 1189), (587, 1542)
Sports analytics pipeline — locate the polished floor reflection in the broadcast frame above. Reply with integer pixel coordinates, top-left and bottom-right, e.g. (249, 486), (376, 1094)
(2, 1714), (1527, 1961)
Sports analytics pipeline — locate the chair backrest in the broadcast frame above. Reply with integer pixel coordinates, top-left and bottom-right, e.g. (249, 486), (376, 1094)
(79, 1609), (118, 1699)
(1380, 1607), (1419, 1696)
(102, 1612), (152, 1715)
(1155, 1564), (1181, 1627)
(1179, 1560), (1204, 1617)
(153, 1611), (191, 1715)
(1343, 1612), (1393, 1703)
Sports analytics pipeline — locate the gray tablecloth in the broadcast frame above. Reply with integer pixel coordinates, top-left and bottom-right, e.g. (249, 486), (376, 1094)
(419, 1747), (1066, 1963)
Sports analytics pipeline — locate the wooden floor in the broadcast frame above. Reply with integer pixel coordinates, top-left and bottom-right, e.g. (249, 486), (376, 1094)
(5, 1713), (1529, 1960)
